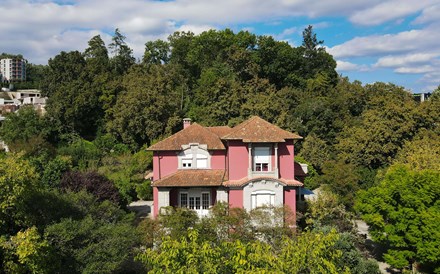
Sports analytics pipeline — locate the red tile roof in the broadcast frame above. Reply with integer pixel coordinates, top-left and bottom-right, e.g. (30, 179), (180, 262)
(152, 169), (226, 187)
(147, 116), (301, 151)
(147, 123), (226, 151)
(207, 126), (233, 138)
(222, 116), (302, 142)
(223, 176), (303, 187)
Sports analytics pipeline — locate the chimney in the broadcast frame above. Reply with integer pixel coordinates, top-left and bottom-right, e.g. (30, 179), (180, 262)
(183, 118), (192, 129)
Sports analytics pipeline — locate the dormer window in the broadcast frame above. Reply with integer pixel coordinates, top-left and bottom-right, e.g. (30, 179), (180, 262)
(196, 154), (208, 168)
(182, 157), (192, 168)
(178, 144), (211, 169)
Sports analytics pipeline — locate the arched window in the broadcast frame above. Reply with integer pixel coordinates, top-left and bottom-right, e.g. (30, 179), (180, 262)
(178, 144), (211, 169)
(251, 190), (275, 209)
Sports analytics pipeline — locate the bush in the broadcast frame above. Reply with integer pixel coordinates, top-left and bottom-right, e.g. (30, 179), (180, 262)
(58, 139), (102, 170)
(41, 156), (72, 189)
(60, 171), (123, 207)
(135, 180), (152, 200)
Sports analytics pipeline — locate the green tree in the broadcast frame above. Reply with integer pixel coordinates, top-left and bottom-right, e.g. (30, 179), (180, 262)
(45, 215), (138, 274)
(0, 106), (46, 152)
(109, 28), (136, 75)
(305, 189), (354, 232)
(355, 165), (440, 271)
(298, 133), (332, 173)
(44, 51), (104, 139)
(320, 160), (361, 209)
(138, 228), (347, 273)
(301, 25), (324, 53)
(25, 63), (48, 89)
(143, 40), (170, 65)
(84, 34), (109, 74)
(394, 129), (440, 171)
(189, 63), (243, 126)
(336, 83), (417, 169)
(299, 25), (337, 86)
(107, 64), (184, 148)
(41, 156), (72, 189)
(0, 154), (39, 234)
(1, 226), (57, 274)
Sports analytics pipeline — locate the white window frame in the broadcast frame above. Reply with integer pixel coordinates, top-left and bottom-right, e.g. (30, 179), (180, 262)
(254, 147), (271, 172)
(251, 190), (275, 209)
(178, 145), (211, 169)
(196, 154), (208, 169)
(182, 157), (192, 168)
(179, 191), (211, 211)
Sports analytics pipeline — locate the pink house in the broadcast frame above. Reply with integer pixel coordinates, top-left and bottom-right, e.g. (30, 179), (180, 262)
(148, 116), (304, 223)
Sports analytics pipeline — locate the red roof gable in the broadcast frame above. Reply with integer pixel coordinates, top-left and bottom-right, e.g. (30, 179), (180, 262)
(147, 123), (226, 151)
(222, 116), (302, 142)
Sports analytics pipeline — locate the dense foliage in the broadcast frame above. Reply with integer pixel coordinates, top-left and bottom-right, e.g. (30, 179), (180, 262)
(355, 165), (440, 272)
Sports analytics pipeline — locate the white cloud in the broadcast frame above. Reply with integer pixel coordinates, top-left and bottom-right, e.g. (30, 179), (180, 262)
(421, 70), (440, 83)
(395, 65), (435, 74)
(413, 4), (440, 24)
(336, 60), (356, 71)
(176, 24), (216, 35)
(328, 27), (440, 58)
(375, 53), (439, 68)
(349, 0), (434, 26)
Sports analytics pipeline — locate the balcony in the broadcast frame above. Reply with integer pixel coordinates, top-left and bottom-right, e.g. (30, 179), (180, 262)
(248, 167), (279, 179)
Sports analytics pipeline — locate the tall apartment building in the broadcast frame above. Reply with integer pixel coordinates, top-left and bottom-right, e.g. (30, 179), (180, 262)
(0, 58), (26, 82)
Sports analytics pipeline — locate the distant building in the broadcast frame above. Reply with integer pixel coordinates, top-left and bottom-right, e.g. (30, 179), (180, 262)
(0, 58), (26, 82)
(0, 89), (47, 114)
(413, 92), (431, 102)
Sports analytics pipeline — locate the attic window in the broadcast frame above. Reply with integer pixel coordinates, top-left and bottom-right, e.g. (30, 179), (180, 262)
(196, 154), (208, 168)
(179, 145), (211, 169)
(182, 158), (192, 168)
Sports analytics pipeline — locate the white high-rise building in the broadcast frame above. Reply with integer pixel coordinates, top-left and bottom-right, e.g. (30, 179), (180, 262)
(0, 58), (26, 82)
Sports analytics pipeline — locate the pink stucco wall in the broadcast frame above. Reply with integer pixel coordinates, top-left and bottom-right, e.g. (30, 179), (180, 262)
(211, 150), (226, 169)
(284, 187), (296, 225)
(153, 151), (178, 180)
(153, 186), (159, 218)
(228, 141), (249, 180)
(278, 140), (294, 179)
(229, 189), (243, 208)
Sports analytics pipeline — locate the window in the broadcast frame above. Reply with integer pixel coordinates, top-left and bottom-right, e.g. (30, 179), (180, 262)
(180, 192), (210, 211)
(196, 154), (208, 168)
(251, 190), (275, 209)
(182, 158), (192, 168)
(179, 147), (210, 169)
(195, 197), (201, 209)
(180, 192), (188, 207)
(254, 147), (270, 172)
(202, 193), (210, 209)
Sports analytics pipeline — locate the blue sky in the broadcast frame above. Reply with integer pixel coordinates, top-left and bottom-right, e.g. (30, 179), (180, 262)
(1, 0), (439, 92)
